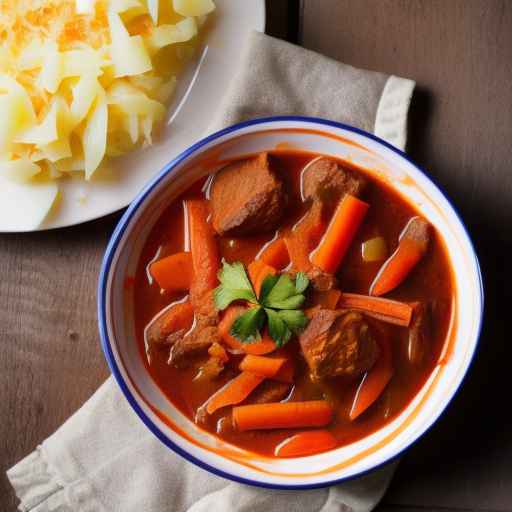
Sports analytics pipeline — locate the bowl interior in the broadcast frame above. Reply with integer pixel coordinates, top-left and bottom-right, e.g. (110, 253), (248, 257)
(99, 118), (482, 488)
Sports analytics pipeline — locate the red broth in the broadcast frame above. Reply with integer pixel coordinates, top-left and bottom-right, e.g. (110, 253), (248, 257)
(133, 150), (454, 457)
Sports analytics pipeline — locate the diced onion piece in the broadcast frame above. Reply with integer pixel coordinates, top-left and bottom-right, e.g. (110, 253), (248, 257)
(38, 43), (63, 93)
(146, 18), (197, 50)
(126, 114), (139, 143)
(155, 77), (177, 103)
(15, 100), (59, 146)
(0, 157), (41, 183)
(71, 75), (102, 124)
(0, 75), (36, 150)
(55, 96), (78, 136)
(47, 162), (63, 179)
(173, 0), (215, 17)
(129, 73), (162, 92)
(107, 81), (165, 118)
(0, 175), (58, 231)
(109, 0), (142, 12)
(56, 157), (85, 172)
(17, 40), (44, 70)
(82, 92), (108, 179)
(362, 236), (388, 262)
(141, 115), (153, 144)
(147, 0), (159, 24)
(40, 137), (73, 162)
(76, 0), (96, 14)
(62, 49), (104, 79)
(108, 12), (152, 77)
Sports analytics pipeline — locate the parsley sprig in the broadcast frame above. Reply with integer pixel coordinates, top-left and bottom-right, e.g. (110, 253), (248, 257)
(214, 260), (310, 347)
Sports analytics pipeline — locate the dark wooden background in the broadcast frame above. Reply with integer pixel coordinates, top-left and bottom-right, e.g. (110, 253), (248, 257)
(1, 1), (511, 510)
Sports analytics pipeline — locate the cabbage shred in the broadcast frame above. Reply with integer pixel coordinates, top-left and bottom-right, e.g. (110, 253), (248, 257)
(0, 0), (215, 187)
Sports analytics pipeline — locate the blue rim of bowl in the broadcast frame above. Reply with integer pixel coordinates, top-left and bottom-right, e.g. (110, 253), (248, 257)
(98, 115), (484, 490)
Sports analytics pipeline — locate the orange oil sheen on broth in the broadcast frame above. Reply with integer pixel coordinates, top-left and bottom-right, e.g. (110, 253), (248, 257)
(132, 150), (455, 457)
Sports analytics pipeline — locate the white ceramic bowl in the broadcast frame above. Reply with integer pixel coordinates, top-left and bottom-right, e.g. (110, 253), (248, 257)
(98, 116), (483, 489)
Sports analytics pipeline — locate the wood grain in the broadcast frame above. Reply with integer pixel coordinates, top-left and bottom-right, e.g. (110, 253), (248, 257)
(0, 215), (120, 511)
(302, 1), (512, 511)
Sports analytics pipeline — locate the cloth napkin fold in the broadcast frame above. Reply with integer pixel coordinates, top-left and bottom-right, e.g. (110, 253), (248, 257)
(7, 31), (414, 512)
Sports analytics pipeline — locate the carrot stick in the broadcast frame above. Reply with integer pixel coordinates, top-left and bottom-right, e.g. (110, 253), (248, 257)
(369, 239), (423, 296)
(311, 194), (369, 273)
(233, 400), (333, 431)
(274, 430), (337, 457)
(258, 237), (290, 270)
(349, 337), (394, 420)
(158, 301), (194, 338)
(186, 199), (220, 312)
(370, 217), (430, 296)
(338, 293), (413, 327)
(205, 371), (265, 415)
(239, 354), (287, 378)
(247, 260), (277, 297)
(218, 305), (276, 355)
(150, 252), (192, 291)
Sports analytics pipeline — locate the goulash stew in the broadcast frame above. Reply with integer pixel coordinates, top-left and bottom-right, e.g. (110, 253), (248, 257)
(134, 151), (454, 458)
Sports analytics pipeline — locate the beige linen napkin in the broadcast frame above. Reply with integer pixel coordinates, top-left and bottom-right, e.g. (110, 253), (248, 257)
(7, 31), (415, 512)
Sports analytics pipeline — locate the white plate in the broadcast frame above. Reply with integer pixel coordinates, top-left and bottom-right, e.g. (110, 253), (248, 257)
(15, 0), (265, 232)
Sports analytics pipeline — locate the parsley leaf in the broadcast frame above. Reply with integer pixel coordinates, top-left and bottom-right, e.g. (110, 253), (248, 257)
(215, 261), (311, 347)
(265, 308), (292, 347)
(277, 309), (309, 334)
(262, 274), (296, 306)
(214, 260), (257, 310)
(295, 272), (310, 294)
(230, 306), (265, 342)
(261, 274), (306, 310)
(258, 274), (279, 303)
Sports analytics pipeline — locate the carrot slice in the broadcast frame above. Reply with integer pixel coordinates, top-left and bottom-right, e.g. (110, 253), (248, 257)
(218, 305), (277, 355)
(150, 252), (192, 291)
(205, 372), (265, 415)
(247, 260), (277, 297)
(259, 237), (290, 270)
(186, 199), (220, 311)
(338, 293), (413, 327)
(349, 337), (394, 420)
(370, 217), (430, 296)
(311, 195), (369, 273)
(274, 430), (337, 457)
(233, 400), (333, 431)
(239, 354), (287, 379)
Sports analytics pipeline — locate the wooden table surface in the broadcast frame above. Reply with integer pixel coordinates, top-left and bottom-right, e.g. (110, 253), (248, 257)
(1, 1), (511, 511)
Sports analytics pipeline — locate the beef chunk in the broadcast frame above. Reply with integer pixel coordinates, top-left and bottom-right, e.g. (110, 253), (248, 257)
(168, 316), (220, 367)
(210, 152), (286, 236)
(302, 157), (367, 205)
(407, 302), (431, 365)
(246, 380), (292, 404)
(299, 309), (379, 380)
